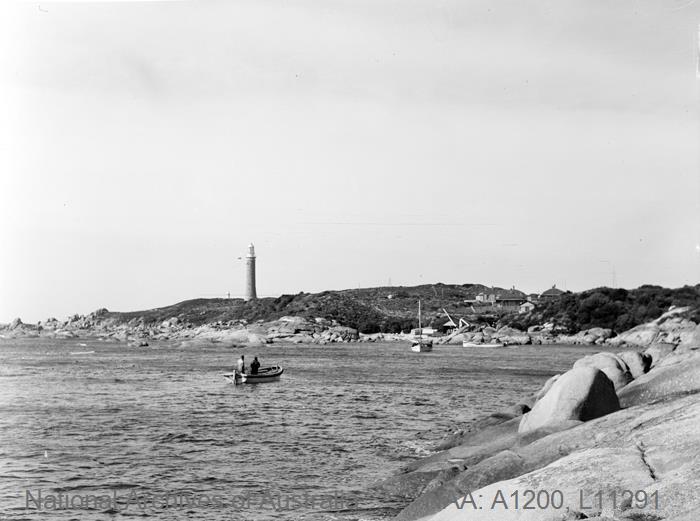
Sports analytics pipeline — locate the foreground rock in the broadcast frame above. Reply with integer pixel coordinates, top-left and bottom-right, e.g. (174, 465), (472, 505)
(572, 352), (633, 390)
(618, 351), (700, 408)
(518, 367), (619, 434)
(429, 394), (700, 521)
(393, 392), (700, 521)
(617, 350), (651, 378)
(383, 320), (700, 521)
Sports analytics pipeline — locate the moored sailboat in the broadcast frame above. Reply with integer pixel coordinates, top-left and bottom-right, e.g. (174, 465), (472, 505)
(410, 300), (433, 352)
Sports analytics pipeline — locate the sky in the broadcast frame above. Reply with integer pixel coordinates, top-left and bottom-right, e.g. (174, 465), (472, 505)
(1, 0), (699, 322)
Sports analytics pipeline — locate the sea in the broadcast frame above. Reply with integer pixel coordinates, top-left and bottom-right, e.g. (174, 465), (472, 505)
(0, 338), (609, 521)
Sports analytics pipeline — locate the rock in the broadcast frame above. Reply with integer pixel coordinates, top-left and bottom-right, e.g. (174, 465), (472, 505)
(572, 352), (633, 390)
(470, 332), (484, 344)
(617, 350), (651, 379)
(9, 317), (23, 330)
(643, 342), (676, 367)
(429, 448), (656, 521)
(505, 403), (530, 415)
(444, 333), (467, 345)
(481, 327), (496, 337)
(676, 323), (700, 354)
(657, 314), (698, 344)
(333, 326), (359, 341)
(433, 413), (522, 452)
(583, 327), (613, 342)
(518, 367), (619, 434)
(407, 395), (700, 521)
(559, 328), (614, 345)
(613, 323), (660, 347)
(495, 327), (530, 345)
(618, 351), (700, 408)
(532, 374), (560, 402)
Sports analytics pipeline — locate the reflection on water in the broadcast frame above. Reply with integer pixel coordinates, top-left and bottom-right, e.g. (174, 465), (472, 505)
(0, 339), (605, 520)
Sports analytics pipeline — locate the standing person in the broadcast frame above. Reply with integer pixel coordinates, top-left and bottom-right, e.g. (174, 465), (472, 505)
(236, 354), (246, 375)
(250, 356), (260, 375)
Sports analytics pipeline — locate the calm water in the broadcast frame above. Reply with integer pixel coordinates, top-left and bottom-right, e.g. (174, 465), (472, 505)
(0, 338), (607, 520)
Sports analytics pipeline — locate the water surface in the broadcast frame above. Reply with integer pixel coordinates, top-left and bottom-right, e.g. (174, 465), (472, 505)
(0, 339), (608, 520)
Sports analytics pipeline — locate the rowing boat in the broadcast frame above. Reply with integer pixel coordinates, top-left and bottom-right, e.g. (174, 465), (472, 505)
(223, 366), (284, 384)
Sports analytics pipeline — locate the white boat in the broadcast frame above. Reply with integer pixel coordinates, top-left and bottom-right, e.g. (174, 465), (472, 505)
(462, 341), (503, 348)
(410, 300), (434, 352)
(223, 366), (284, 384)
(411, 340), (433, 352)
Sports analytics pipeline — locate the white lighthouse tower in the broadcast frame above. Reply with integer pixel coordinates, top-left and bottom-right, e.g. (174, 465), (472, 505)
(244, 243), (257, 301)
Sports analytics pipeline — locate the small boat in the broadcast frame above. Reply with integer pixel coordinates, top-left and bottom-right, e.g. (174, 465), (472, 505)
(462, 341), (503, 348)
(410, 299), (433, 353)
(223, 366), (284, 384)
(411, 340), (433, 353)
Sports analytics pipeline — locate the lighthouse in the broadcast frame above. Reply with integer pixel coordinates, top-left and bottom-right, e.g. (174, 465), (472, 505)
(244, 243), (257, 301)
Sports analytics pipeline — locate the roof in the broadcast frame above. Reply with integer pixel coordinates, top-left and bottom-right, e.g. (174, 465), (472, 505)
(496, 289), (527, 300)
(541, 285), (565, 297)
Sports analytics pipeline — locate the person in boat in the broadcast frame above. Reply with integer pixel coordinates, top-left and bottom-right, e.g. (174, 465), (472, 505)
(250, 356), (260, 375)
(236, 355), (246, 375)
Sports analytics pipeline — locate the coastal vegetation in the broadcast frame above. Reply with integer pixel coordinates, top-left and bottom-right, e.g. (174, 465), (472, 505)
(103, 283), (700, 335)
(506, 284), (700, 333)
(5, 283), (700, 336)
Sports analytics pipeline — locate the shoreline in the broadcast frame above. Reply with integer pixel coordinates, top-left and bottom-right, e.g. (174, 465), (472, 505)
(1, 306), (696, 351)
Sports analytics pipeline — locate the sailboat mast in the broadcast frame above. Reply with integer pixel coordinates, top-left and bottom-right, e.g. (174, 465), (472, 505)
(418, 299), (422, 329)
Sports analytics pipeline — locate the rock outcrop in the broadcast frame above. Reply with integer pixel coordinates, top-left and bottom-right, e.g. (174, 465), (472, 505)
(0, 312), (360, 346)
(380, 313), (700, 521)
(618, 351), (700, 408)
(572, 352), (633, 391)
(518, 367), (619, 434)
(393, 391), (700, 521)
(643, 342), (676, 367)
(617, 350), (651, 378)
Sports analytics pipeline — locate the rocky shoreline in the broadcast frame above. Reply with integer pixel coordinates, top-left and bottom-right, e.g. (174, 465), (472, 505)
(0, 312), (362, 346)
(376, 307), (700, 521)
(2, 306), (697, 352)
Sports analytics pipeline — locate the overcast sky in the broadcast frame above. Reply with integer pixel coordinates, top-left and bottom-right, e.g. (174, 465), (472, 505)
(1, 0), (699, 322)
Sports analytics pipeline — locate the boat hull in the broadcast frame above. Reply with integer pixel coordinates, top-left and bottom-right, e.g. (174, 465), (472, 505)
(223, 366), (284, 384)
(411, 341), (433, 352)
(462, 342), (503, 348)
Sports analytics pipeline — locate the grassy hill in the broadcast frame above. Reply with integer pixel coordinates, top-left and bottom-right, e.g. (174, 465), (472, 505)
(103, 283), (501, 333)
(102, 283), (700, 335)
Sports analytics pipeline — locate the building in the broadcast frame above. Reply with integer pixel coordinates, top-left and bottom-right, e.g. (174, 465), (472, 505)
(519, 301), (536, 314)
(244, 243), (257, 301)
(495, 288), (528, 309)
(540, 285), (564, 301)
(527, 293), (540, 303)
